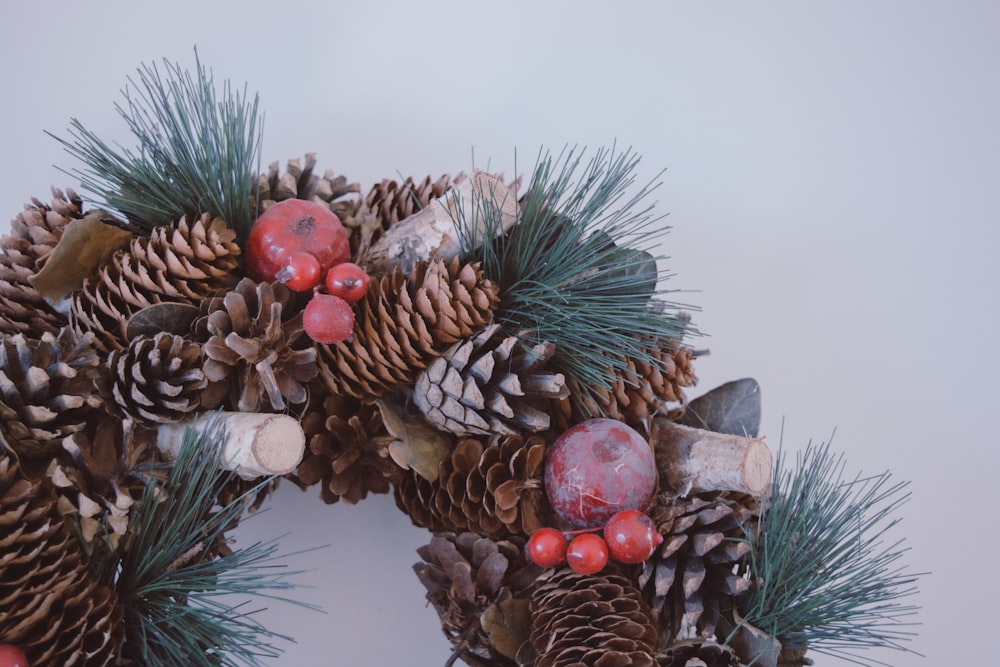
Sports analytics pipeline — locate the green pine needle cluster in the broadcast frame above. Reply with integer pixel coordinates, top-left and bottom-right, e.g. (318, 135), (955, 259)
(48, 49), (263, 240)
(111, 416), (319, 666)
(459, 145), (696, 414)
(737, 440), (924, 665)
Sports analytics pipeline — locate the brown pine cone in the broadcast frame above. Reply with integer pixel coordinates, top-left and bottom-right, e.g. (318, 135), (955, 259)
(414, 323), (568, 436)
(71, 212), (241, 353)
(414, 532), (541, 666)
(254, 153), (362, 224)
(0, 188), (90, 337)
(104, 332), (210, 423)
(0, 456), (125, 666)
(317, 257), (499, 400)
(656, 639), (745, 667)
(394, 433), (549, 539)
(529, 566), (659, 667)
(194, 277), (316, 412)
(292, 392), (402, 504)
(0, 328), (103, 462)
(639, 493), (758, 648)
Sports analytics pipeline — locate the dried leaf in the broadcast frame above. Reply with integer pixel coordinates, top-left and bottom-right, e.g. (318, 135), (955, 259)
(377, 399), (452, 482)
(728, 617), (781, 667)
(29, 216), (133, 302)
(679, 377), (761, 437)
(481, 598), (532, 660)
(126, 302), (200, 340)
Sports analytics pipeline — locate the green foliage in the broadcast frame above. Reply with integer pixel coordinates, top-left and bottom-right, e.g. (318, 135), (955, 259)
(458, 145), (696, 414)
(48, 49), (263, 240)
(738, 440), (924, 665)
(113, 416), (319, 666)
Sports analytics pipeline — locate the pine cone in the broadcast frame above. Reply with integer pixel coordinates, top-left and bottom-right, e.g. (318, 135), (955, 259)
(656, 640), (744, 667)
(194, 277), (316, 412)
(317, 257), (499, 400)
(395, 433), (549, 539)
(71, 212), (241, 353)
(414, 532), (541, 666)
(639, 493), (758, 648)
(0, 456), (125, 666)
(0, 188), (88, 337)
(414, 323), (568, 436)
(292, 392), (402, 504)
(0, 328), (103, 462)
(104, 332), (210, 423)
(529, 567), (659, 667)
(255, 153), (362, 224)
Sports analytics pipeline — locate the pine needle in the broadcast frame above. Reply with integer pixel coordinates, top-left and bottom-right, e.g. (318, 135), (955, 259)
(47, 48), (263, 241)
(113, 414), (320, 666)
(737, 440), (925, 665)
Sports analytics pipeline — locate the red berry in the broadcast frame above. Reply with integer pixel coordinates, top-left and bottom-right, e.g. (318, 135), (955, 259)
(0, 645), (29, 667)
(565, 533), (609, 575)
(544, 418), (658, 528)
(274, 251), (322, 291)
(525, 527), (567, 568)
(302, 293), (355, 344)
(604, 509), (664, 564)
(246, 199), (350, 283)
(325, 262), (370, 303)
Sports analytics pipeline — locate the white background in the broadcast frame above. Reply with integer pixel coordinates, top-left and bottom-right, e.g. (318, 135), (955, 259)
(2, 2), (997, 665)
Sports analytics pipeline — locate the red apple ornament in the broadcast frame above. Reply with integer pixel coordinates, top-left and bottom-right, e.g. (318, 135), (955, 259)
(245, 199), (350, 283)
(544, 418), (658, 528)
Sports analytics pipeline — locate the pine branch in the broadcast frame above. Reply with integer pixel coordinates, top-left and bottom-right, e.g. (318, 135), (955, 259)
(113, 413), (320, 667)
(457, 145), (697, 415)
(736, 440), (925, 665)
(47, 49), (263, 241)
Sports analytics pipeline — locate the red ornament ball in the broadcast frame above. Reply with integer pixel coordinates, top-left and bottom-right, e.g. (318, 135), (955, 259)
(525, 527), (567, 568)
(604, 509), (664, 564)
(245, 199), (350, 283)
(0, 645), (29, 667)
(565, 532), (609, 575)
(302, 293), (355, 344)
(544, 418), (658, 528)
(325, 262), (370, 303)
(274, 251), (322, 292)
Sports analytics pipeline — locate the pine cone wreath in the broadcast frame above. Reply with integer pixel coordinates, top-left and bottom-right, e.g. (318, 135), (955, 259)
(0, 188), (89, 337)
(71, 212), (241, 353)
(0, 456), (125, 666)
(413, 323), (568, 436)
(317, 257), (499, 399)
(529, 566), (659, 667)
(414, 532), (542, 666)
(292, 392), (402, 505)
(193, 277), (316, 413)
(395, 433), (549, 539)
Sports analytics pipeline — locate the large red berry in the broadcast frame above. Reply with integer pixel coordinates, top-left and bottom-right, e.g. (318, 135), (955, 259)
(565, 533), (609, 575)
(274, 251), (322, 292)
(302, 293), (355, 344)
(604, 509), (664, 564)
(245, 199), (350, 283)
(325, 262), (370, 303)
(0, 645), (29, 667)
(525, 527), (567, 568)
(544, 418), (658, 528)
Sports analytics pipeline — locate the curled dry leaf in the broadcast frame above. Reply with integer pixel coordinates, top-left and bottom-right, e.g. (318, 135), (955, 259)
(376, 398), (453, 482)
(481, 598), (532, 660)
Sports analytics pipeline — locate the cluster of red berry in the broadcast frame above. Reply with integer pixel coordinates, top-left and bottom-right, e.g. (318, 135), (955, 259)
(0, 645), (28, 667)
(245, 199), (370, 344)
(526, 509), (663, 574)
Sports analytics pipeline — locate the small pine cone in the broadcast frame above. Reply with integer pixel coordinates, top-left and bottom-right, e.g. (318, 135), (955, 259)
(193, 278), (316, 412)
(639, 493), (759, 647)
(414, 532), (541, 667)
(530, 567), (659, 667)
(317, 257), (499, 400)
(104, 332), (209, 423)
(414, 323), (568, 436)
(394, 433), (549, 539)
(0, 457), (125, 666)
(0, 328), (103, 461)
(292, 392), (402, 504)
(255, 153), (362, 224)
(656, 640), (744, 667)
(0, 188), (91, 337)
(71, 213), (241, 353)
(358, 174), (462, 260)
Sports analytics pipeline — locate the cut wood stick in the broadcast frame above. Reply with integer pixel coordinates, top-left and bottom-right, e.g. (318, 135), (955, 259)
(156, 412), (306, 480)
(651, 418), (773, 497)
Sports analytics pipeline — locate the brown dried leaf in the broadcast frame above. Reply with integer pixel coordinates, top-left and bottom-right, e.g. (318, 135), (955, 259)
(126, 302), (200, 340)
(481, 598), (532, 660)
(377, 399), (452, 482)
(29, 216), (133, 302)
